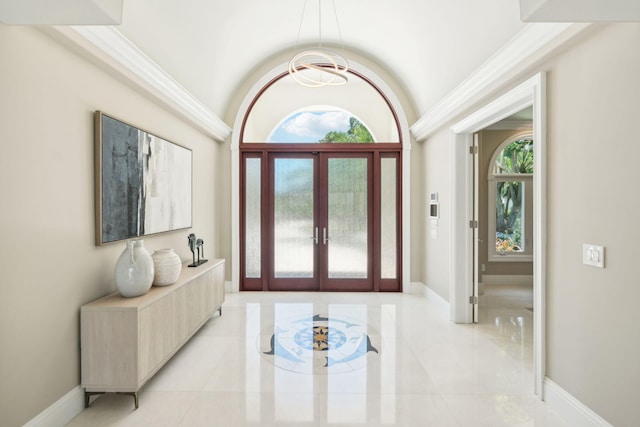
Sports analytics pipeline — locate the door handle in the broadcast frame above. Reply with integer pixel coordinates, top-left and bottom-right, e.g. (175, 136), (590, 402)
(310, 227), (318, 245)
(323, 227), (330, 245)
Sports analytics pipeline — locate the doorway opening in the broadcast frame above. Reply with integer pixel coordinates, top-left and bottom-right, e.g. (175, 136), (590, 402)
(477, 124), (534, 319)
(449, 73), (547, 397)
(474, 115), (536, 393)
(238, 67), (405, 292)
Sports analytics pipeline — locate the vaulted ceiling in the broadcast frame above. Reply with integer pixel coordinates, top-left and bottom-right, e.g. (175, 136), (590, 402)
(114, 0), (526, 120)
(2, 0), (637, 133)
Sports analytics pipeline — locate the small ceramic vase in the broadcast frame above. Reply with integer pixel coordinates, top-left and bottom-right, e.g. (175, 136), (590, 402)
(114, 240), (154, 298)
(151, 248), (182, 286)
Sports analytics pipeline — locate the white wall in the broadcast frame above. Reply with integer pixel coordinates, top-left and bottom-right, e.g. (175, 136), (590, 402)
(543, 23), (640, 426)
(0, 25), (221, 426)
(420, 128), (451, 300)
(420, 23), (640, 426)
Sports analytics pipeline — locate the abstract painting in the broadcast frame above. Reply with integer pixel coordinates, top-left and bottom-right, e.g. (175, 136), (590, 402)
(95, 111), (192, 245)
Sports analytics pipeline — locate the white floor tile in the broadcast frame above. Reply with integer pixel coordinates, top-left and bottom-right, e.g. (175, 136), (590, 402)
(68, 286), (567, 426)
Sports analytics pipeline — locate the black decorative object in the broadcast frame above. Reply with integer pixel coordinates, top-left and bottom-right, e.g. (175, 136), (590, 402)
(187, 233), (208, 267)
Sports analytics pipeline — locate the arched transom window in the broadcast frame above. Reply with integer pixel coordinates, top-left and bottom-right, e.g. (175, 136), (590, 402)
(268, 108), (375, 143)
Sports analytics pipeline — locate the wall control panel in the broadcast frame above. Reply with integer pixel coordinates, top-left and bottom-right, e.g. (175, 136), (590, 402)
(582, 244), (605, 268)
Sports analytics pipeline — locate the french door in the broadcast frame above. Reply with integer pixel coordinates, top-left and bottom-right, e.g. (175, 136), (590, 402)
(268, 152), (372, 291)
(241, 147), (401, 292)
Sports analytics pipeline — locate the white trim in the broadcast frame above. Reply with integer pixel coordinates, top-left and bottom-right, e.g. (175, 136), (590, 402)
(520, 0), (640, 22)
(422, 284), (451, 316)
(407, 282), (451, 316)
(411, 22), (589, 141)
(449, 73), (547, 399)
(485, 120), (533, 131)
(533, 73), (548, 400)
(24, 386), (84, 427)
(230, 60), (412, 294)
(482, 274), (533, 286)
(224, 280), (234, 294)
(0, 0), (123, 25)
(488, 254), (534, 263)
(450, 74), (543, 134)
(47, 26), (231, 142)
(405, 281), (424, 294)
(543, 378), (613, 427)
(449, 130), (474, 324)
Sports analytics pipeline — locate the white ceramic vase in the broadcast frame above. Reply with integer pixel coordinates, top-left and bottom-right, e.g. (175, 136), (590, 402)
(152, 248), (182, 286)
(114, 240), (154, 298)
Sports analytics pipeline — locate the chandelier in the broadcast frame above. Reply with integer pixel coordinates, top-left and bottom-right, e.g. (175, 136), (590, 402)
(288, 0), (349, 88)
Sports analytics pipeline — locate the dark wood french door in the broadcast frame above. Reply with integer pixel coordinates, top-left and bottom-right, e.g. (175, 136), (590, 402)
(240, 146), (401, 292)
(267, 152), (373, 291)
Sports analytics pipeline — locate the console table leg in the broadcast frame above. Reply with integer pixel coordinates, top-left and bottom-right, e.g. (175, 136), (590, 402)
(117, 392), (139, 409)
(84, 391), (105, 408)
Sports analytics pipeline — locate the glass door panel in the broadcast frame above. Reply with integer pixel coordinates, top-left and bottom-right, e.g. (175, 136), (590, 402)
(321, 154), (373, 291)
(380, 157), (397, 279)
(269, 156), (318, 290)
(327, 158), (368, 279)
(245, 157), (262, 278)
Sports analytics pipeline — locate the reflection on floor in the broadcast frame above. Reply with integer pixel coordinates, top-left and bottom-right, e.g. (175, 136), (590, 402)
(68, 287), (566, 426)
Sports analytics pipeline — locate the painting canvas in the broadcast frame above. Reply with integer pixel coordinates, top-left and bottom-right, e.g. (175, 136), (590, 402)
(95, 111), (192, 245)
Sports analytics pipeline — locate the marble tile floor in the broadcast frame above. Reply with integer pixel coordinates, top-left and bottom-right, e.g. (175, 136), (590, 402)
(67, 287), (566, 426)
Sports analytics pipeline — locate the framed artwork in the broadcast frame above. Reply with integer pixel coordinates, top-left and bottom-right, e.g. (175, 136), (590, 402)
(95, 111), (192, 245)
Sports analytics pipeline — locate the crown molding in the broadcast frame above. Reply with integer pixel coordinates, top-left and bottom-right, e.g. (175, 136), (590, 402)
(50, 25), (231, 142)
(0, 0), (123, 25)
(410, 22), (590, 141)
(520, 0), (640, 22)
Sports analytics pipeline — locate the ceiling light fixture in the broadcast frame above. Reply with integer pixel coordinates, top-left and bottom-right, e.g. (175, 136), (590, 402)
(288, 0), (349, 88)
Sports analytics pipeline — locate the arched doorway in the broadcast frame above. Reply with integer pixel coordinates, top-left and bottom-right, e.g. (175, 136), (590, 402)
(236, 66), (406, 292)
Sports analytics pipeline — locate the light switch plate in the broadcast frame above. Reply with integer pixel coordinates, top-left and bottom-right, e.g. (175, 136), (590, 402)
(583, 244), (605, 268)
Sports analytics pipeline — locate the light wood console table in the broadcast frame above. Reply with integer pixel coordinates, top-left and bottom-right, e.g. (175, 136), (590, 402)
(81, 259), (225, 409)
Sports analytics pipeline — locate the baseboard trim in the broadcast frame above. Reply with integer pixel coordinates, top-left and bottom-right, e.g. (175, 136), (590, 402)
(410, 282), (450, 317)
(224, 280), (233, 293)
(482, 274), (533, 286)
(406, 281), (423, 294)
(24, 386), (84, 427)
(543, 378), (613, 427)
(424, 285), (450, 316)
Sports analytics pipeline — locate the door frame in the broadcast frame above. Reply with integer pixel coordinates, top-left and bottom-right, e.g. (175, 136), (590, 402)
(318, 152), (375, 292)
(449, 73), (547, 398)
(472, 133), (479, 323)
(267, 152), (319, 291)
(231, 59), (412, 294)
(266, 151), (376, 292)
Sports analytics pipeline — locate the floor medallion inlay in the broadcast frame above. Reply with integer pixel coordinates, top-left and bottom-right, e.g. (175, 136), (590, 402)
(260, 314), (380, 374)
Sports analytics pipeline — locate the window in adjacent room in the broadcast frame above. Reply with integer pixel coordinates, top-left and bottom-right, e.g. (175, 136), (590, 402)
(488, 136), (533, 261)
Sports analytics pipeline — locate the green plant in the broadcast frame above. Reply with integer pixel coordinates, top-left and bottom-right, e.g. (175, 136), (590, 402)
(319, 117), (374, 143)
